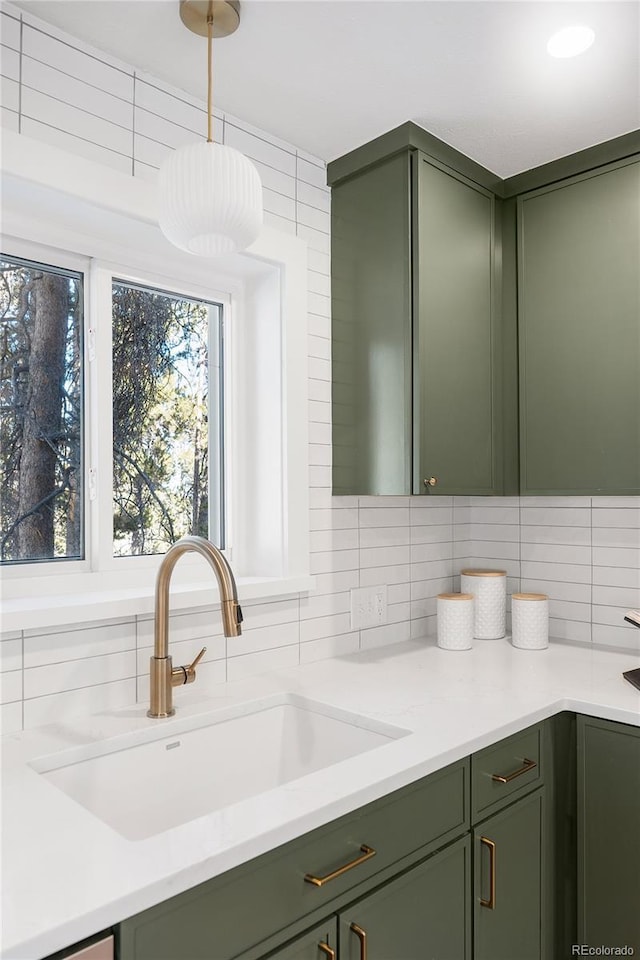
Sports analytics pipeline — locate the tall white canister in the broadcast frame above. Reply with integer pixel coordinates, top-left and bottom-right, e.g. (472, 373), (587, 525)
(460, 569), (507, 639)
(511, 593), (549, 649)
(437, 593), (474, 650)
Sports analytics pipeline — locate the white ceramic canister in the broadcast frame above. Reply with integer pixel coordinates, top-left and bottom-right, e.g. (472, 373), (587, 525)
(511, 593), (549, 649)
(460, 569), (507, 639)
(437, 593), (474, 650)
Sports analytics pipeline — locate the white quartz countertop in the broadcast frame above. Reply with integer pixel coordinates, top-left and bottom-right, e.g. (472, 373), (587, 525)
(2, 637), (640, 960)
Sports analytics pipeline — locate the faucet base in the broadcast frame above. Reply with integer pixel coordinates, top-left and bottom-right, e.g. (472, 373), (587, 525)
(147, 708), (176, 719)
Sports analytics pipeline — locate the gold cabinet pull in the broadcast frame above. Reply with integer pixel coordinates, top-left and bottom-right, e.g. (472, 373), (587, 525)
(304, 845), (376, 887)
(350, 923), (368, 960)
(491, 757), (537, 783)
(318, 943), (335, 959)
(480, 836), (496, 909)
(423, 477), (438, 487)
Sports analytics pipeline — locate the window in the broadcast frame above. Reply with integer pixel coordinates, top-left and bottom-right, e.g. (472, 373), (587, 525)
(1, 133), (311, 624)
(111, 280), (224, 557)
(0, 254), (227, 572)
(0, 255), (84, 564)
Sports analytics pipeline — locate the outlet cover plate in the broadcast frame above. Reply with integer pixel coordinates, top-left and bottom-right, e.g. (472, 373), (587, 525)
(351, 585), (388, 630)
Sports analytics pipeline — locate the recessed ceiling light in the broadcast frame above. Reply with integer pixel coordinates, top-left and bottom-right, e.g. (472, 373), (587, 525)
(547, 25), (595, 58)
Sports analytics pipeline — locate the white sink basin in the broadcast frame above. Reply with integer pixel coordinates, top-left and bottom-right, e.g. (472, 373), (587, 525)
(29, 694), (409, 840)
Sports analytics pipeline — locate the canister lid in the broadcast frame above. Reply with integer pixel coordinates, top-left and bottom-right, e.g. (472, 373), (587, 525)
(438, 593), (474, 600)
(512, 593), (548, 601)
(460, 568), (506, 577)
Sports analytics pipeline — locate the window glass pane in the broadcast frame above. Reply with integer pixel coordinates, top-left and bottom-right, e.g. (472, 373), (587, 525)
(112, 280), (224, 557)
(0, 256), (84, 563)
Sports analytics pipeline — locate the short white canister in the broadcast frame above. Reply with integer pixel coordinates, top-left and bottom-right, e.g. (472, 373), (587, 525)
(460, 569), (507, 639)
(511, 593), (549, 650)
(437, 593), (474, 650)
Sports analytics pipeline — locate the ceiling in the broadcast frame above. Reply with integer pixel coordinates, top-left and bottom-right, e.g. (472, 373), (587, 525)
(13, 0), (640, 177)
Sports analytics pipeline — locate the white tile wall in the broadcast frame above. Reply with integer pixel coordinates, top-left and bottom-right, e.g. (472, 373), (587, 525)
(1, 3), (639, 735)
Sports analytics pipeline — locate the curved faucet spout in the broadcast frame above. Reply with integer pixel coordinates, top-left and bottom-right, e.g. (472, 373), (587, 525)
(148, 535), (243, 718)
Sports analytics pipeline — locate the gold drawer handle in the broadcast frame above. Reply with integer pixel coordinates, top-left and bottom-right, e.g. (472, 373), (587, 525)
(351, 923), (368, 960)
(318, 942), (335, 959)
(491, 757), (537, 783)
(480, 836), (496, 909)
(304, 845), (376, 887)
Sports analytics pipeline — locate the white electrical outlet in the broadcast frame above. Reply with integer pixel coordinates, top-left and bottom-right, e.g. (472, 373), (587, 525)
(350, 585), (388, 630)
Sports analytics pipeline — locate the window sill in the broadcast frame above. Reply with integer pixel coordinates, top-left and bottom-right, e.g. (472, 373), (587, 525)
(1, 575), (316, 634)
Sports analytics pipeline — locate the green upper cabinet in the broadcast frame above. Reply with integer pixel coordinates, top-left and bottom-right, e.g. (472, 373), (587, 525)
(517, 157), (640, 495)
(330, 133), (505, 496)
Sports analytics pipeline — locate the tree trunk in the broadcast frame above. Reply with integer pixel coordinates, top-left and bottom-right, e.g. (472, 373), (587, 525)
(17, 273), (68, 559)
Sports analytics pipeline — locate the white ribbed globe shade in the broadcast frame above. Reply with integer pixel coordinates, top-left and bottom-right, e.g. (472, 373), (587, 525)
(158, 141), (263, 256)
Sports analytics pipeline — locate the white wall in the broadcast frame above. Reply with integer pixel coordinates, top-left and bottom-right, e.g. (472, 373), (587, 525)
(1, 4), (639, 735)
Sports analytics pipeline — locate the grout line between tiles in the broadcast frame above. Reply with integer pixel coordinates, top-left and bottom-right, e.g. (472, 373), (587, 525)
(17, 13), (22, 134)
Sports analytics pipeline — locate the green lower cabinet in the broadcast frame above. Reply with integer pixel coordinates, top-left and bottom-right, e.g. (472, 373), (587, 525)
(340, 836), (472, 960)
(474, 790), (544, 960)
(261, 921), (338, 960)
(577, 716), (640, 951)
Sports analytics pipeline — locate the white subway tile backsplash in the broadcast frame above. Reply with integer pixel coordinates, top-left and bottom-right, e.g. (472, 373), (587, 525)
(24, 650), (136, 699)
(0, 637), (21, 673)
(227, 645), (299, 683)
(134, 79), (208, 132)
(230, 621), (299, 658)
(300, 612), (352, 643)
(24, 679), (136, 730)
(24, 620), (135, 667)
(1, 73), (18, 111)
(521, 507), (591, 527)
(592, 508), (640, 528)
(313, 570), (360, 596)
(592, 527), (640, 548)
(297, 179), (331, 213)
(360, 564), (411, 587)
(0, 670), (22, 704)
(22, 56), (133, 128)
(520, 542), (591, 565)
(310, 528), (359, 552)
(592, 547), (640, 569)
(296, 155), (328, 190)
(359, 526), (410, 549)
(1, 105), (18, 130)
(360, 508), (410, 528)
(521, 560), (591, 584)
(224, 121), (296, 176)
(360, 545), (410, 569)
(310, 549), (359, 575)
(1, 701), (22, 734)
(1, 12), (21, 51)
(296, 223), (330, 255)
(592, 566), (640, 589)
(593, 584), (640, 608)
(299, 591), (350, 621)
(520, 578), (591, 603)
(360, 620), (410, 650)
(20, 116), (132, 173)
(549, 619), (591, 643)
(22, 25), (133, 101)
(520, 524), (591, 546)
(592, 623), (640, 651)
(1, 44), (19, 81)
(300, 632), (360, 664)
(307, 249), (331, 276)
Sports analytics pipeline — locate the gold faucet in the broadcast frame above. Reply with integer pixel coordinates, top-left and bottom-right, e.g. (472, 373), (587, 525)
(148, 535), (243, 718)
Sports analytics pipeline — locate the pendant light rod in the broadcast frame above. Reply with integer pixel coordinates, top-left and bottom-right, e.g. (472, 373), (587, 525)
(207, 13), (213, 143)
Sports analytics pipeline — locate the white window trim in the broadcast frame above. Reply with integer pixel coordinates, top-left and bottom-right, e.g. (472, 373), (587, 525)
(0, 130), (314, 632)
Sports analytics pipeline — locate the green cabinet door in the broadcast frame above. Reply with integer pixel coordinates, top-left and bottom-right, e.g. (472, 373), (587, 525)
(474, 790), (545, 960)
(414, 156), (500, 495)
(339, 836), (471, 960)
(518, 157), (640, 495)
(330, 140), (505, 497)
(260, 920), (338, 960)
(577, 716), (640, 951)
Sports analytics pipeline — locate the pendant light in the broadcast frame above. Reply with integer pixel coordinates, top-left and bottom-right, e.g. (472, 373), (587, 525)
(158, 0), (263, 256)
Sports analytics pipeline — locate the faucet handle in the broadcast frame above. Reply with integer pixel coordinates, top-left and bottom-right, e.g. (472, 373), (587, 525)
(173, 646), (207, 686)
